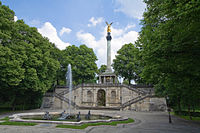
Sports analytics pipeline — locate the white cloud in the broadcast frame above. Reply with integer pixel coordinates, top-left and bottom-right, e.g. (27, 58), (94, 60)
(125, 24), (136, 31)
(14, 16), (18, 22)
(29, 19), (40, 27)
(88, 17), (104, 27)
(77, 31), (98, 49)
(76, 24), (138, 67)
(114, 0), (146, 19)
(59, 27), (72, 36)
(38, 22), (70, 50)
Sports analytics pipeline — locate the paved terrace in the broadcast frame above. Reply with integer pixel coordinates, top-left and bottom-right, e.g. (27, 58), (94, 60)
(0, 109), (200, 133)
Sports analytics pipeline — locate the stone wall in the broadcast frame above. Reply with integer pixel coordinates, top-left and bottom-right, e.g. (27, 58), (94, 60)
(149, 97), (166, 111)
(45, 84), (167, 111)
(123, 97), (166, 111)
(60, 85), (122, 107)
(121, 86), (139, 104)
(129, 97), (150, 111)
(40, 93), (54, 109)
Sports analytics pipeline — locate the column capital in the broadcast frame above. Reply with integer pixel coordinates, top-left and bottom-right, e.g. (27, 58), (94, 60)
(106, 32), (112, 41)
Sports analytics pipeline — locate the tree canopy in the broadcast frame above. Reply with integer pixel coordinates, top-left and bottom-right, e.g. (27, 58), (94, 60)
(98, 65), (107, 74)
(0, 2), (60, 110)
(0, 2), (98, 110)
(113, 43), (141, 84)
(137, 0), (200, 112)
(57, 45), (98, 85)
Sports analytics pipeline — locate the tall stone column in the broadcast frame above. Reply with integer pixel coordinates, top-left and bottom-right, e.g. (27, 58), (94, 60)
(106, 32), (112, 72)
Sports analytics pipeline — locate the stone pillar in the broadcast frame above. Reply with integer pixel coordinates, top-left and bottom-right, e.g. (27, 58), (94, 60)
(99, 76), (101, 84)
(115, 77), (118, 83)
(94, 89), (97, 106)
(106, 32), (112, 72)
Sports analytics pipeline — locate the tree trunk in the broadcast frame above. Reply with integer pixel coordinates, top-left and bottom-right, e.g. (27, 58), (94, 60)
(22, 101), (25, 110)
(188, 105), (192, 120)
(192, 104), (195, 113)
(11, 94), (16, 111)
(12, 103), (16, 111)
(129, 79), (131, 85)
(57, 79), (59, 85)
(177, 96), (181, 114)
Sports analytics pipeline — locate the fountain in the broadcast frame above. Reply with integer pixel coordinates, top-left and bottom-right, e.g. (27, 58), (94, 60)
(43, 111), (51, 120)
(76, 112), (81, 122)
(66, 64), (72, 115)
(58, 64), (74, 120)
(58, 110), (70, 120)
(8, 65), (130, 125)
(85, 110), (91, 120)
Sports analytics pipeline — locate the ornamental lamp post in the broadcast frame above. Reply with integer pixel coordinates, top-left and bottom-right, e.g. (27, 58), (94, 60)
(166, 96), (172, 123)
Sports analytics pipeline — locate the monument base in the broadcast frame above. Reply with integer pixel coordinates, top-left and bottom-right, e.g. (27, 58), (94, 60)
(98, 70), (118, 84)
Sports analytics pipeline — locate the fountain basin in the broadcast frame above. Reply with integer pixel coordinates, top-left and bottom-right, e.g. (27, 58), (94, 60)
(9, 112), (128, 125)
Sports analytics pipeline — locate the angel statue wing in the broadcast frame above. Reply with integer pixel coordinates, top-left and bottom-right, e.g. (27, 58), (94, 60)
(106, 21), (113, 32)
(106, 21), (113, 26)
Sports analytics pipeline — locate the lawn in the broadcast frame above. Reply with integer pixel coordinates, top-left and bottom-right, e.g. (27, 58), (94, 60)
(0, 116), (37, 126)
(56, 118), (134, 129)
(171, 112), (200, 121)
(0, 116), (134, 128)
(0, 121), (37, 126)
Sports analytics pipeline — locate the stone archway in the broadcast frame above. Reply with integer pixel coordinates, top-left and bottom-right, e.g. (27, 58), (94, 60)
(97, 89), (106, 106)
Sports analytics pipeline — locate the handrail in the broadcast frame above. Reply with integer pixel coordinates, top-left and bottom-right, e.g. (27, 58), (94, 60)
(56, 83), (151, 95)
(54, 92), (79, 108)
(121, 94), (152, 109)
(56, 83), (153, 88)
(54, 83), (153, 109)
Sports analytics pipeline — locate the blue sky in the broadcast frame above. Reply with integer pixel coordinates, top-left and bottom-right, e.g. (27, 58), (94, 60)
(2, 0), (146, 67)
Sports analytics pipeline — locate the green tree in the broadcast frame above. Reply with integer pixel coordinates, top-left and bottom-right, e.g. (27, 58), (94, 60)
(98, 65), (107, 74)
(113, 43), (141, 84)
(138, 0), (200, 114)
(0, 2), (60, 110)
(61, 45), (98, 85)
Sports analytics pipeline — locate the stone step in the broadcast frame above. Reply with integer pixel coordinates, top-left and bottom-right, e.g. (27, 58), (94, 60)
(54, 92), (79, 108)
(78, 106), (120, 110)
(121, 95), (151, 109)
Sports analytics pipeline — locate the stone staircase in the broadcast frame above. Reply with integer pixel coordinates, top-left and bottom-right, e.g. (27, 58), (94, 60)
(121, 94), (152, 109)
(54, 92), (79, 108)
(56, 84), (83, 96)
(57, 84), (152, 110)
(41, 84), (153, 110)
(40, 93), (54, 109)
(78, 106), (120, 110)
(121, 84), (147, 95)
(41, 101), (54, 108)
(57, 84), (151, 95)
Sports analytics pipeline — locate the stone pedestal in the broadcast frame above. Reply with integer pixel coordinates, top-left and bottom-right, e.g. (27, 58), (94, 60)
(98, 72), (118, 84)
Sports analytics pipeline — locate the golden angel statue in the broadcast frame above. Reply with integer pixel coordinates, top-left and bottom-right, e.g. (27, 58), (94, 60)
(106, 21), (113, 33)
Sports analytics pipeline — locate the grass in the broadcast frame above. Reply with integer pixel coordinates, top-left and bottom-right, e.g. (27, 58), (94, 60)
(22, 114), (111, 122)
(0, 121), (37, 126)
(171, 112), (200, 121)
(176, 115), (200, 121)
(0, 116), (37, 126)
(0, 116), (134, 128)
(0, 110), (14, 115)
(56, 118), (134, 129)
(0, 116), (10, 121)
